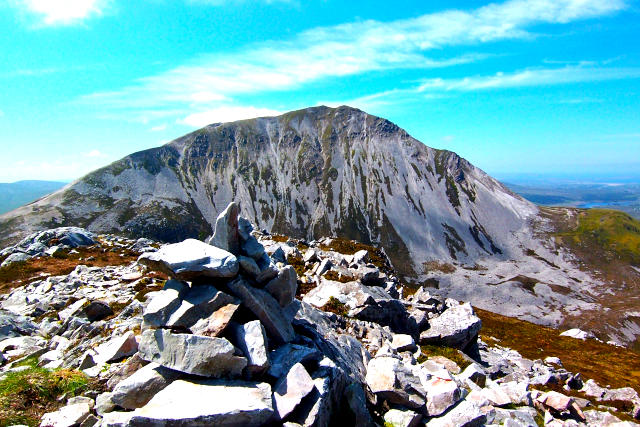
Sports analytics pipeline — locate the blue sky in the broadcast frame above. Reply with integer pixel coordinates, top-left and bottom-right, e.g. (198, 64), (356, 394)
(1, 0), (639, 182)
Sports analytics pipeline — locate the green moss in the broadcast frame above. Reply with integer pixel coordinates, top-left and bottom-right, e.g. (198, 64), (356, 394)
(445, 175), (461, 209)
(0, 367), (89, 427)
(556, 209), (640, 266)
(322, 296), (349, 316)
(419, 345), (471, 370)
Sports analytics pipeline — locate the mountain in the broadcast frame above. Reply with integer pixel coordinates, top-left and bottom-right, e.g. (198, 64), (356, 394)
(0, 106), (534, 276)
(0, 180), (66, 215)
(0, 105), (638, 347)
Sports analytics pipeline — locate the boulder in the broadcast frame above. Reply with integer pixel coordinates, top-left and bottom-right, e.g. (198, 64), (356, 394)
(227, 278), (295, 344)
(208, 202), (241, 254)
(165, 285), (236, 329)
(232, 320), (270, 376)
(40, 402), (91, 427)
(267, 343), (323, 379)
(138, 329), (247, 377)
(138, 239), (239, 281)
(365, 356), (426, 409)
(190, 303), (240, 337)
(265, 265), (298, 307)
(423, 377), (462, 416)
(242, 236), (266, 260)
(0, 310), (37, 340)
(142, 280), (189, 327)
(110, 363), (180, 409)
(255, 254), (279, 283)
(391, 334), (417, 353)
(559, 328), (596, 340)
(384, 408), (422, 427)
(93, 331), (138, 364)
(238, 255), (261, 277)
(419, 302), (481, 351)
(1, 252), (30, 267)
(129, 379), (274, 426)
(273, 363), (315, 419)
(80, 301), (113, 322)
(344, 382), (375, 427)
(425, 399), (486, 427)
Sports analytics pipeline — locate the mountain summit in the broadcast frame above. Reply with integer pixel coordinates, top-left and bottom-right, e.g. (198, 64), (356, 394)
(0, 106), (535, 278)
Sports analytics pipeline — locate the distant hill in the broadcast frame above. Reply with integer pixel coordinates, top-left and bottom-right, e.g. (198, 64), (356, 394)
(0, 180), (67, 214)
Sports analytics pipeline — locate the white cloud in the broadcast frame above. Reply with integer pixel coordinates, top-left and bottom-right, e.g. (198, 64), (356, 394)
(11, 0), (109, 26)
(150, 124), (167, 132)
(417, 65), (640, 91)
(178, 106), (282, 127)
(82, 0), (626, 114)
(85, 149), (107, 158)
(188, 0), (291, 4)
(0, 110), (4, 117)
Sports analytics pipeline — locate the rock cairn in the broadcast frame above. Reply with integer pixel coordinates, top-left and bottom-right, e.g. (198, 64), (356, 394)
(0, 205), (638, 426)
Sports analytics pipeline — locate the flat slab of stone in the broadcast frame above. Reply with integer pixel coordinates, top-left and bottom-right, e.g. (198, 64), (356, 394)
(138, 329), (246, 377)
(138, 239), (239, 280)
(227, 278), (295, 344)
(93, 331), (138, 364)
(208, 202), (241, 254)
(191, 303), (239, 337)
(129, 379), (274, 426)
(165, 285), (236, 329)
(40, 402), (91, 427)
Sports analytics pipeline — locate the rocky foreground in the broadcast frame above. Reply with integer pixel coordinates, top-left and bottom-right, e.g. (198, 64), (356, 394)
(0, 204), (639, 426)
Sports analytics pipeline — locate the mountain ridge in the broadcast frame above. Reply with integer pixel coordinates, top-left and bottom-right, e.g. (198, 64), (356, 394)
(0, 105), (536, 281)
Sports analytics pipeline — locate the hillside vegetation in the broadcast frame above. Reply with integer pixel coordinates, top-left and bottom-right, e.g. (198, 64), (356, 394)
(555, 208), (640, 266)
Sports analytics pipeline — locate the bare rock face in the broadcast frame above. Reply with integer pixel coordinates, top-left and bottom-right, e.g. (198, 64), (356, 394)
(138, 329), (247, 377)
(138, 239), (239, 281)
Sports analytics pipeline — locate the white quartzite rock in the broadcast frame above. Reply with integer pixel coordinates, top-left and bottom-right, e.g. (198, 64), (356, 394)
(138, 328), (246, 377)
(138, 239), (239, 280)
(384, 408), (422, 427)
(93, 331), (138, 364)
(128, 379), (274, 426)
(233, 320), (270, 376)
(110, 362), (180, 409)
(273, 363), (315, 419)
(420, 302), (481, 350)
(40, 402), (91, 427)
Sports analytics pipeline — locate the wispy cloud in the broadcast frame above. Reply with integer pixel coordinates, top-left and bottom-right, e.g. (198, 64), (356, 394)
(81, 0), (626, 122)
(10, 0), (110, 26)
(188, 0), (292, 5)
(84, 149), (107, 158)
(417, 65), (640, 91)
(150, 124), (167, 132)
(178, 106), (283, 127)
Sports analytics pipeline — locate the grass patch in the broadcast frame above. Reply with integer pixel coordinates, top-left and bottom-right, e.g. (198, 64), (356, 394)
(0, 246), (138, 295)
(270, 234), (289, 243)
(321, 297), (349, 317)
(323, 270), (355, 283)
(555, 209), (640, 266)
(296, 280), (317, 298)
(286, 254), (306, 278)
(418, 345), (471, 370)
(0, 367), (90, 427)
(318, 238), (391, 272)
(133, 278), (164, 302)
(477, 308), (640, 391)
(423, 261), (456, 274)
